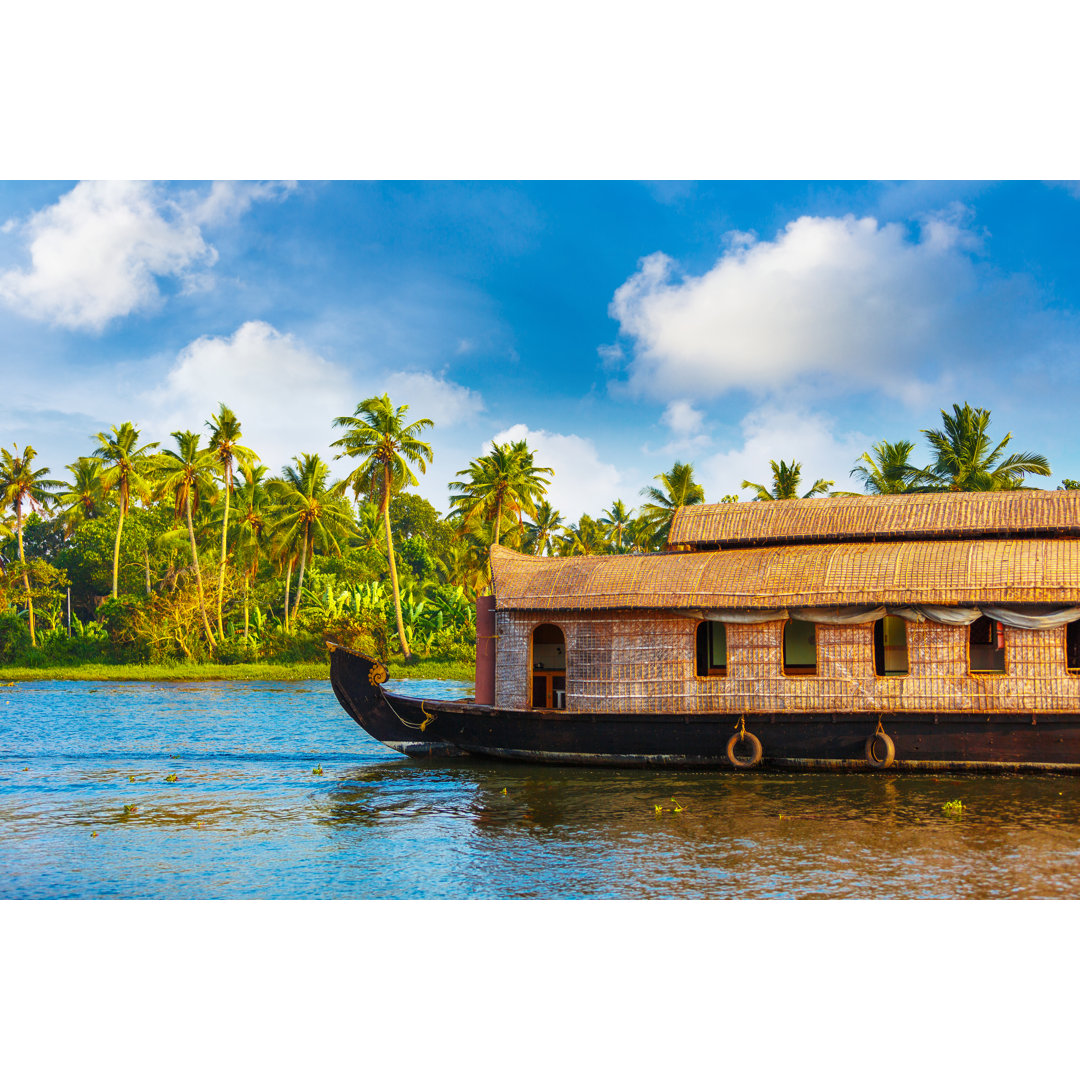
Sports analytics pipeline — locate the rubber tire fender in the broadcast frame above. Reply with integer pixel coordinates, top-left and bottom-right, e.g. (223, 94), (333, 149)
(864, 731), (895, 769)
(726, 731), (763, 770)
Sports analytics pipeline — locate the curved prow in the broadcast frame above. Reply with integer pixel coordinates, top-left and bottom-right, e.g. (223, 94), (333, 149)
(327, 642), (465, 758)
(328, 643), (390, 726)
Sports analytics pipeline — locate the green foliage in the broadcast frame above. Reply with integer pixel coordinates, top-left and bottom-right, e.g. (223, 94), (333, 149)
(5, 396), (1058, 674)
(742, 460), (833, 501)
(0, 609), (31, 663)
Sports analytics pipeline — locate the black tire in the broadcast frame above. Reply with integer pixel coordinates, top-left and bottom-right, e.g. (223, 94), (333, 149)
(726, 731), (763, 769)
(865, 731), (895, 769)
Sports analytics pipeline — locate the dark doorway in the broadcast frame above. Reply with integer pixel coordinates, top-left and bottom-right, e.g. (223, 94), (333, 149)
(874, 616), (909, 676)
(531, 624), (566, 709)
(970, 615), (1006, 673)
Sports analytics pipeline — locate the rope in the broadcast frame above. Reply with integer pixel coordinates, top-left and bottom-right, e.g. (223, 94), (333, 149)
(733, 714), (746, 741)
(382, 689), (438, 732)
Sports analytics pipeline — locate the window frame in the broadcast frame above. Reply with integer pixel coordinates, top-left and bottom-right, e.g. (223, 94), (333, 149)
(874, 615), (909, 678)
(968, 614), (1007, 676)
(783, 617), (817, 677)
(695, 620), (728, 677)
(1065, 621), (1080, 674)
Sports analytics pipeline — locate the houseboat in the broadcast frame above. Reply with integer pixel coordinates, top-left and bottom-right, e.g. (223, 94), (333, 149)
(329, 489), (1080, 771)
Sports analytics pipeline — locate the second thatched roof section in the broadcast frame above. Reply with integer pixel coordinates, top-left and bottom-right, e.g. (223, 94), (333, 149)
(668, 489), (1080, 549)
(490, 539), (1080, 611)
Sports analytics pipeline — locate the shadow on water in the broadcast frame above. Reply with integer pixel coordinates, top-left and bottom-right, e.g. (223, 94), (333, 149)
(322, 760), (1080, 898)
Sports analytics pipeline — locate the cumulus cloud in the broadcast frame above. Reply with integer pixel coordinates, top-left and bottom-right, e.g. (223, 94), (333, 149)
(487, 423), (623, 521)
(147, 321), (355, 472)
(382, 370), (484, 428)
(699, 407), (872, 501)
(609, 213), (983, 402)
(0, 180), (296, 331)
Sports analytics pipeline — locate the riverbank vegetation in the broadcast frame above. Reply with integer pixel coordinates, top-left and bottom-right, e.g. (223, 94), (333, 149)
(0, 397), (1064, 679)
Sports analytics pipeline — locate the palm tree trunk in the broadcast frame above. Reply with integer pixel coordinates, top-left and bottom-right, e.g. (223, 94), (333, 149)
(144, 546), (151, 596)
(111, 502), (125, 600)
(283, 556), (294, 633)
(291, 533), (308, 620)
(487, 498), (502, 592)
(16, 506), (35, 647)
(382, 468), (411, 660)
(244, 572), (250, 638)
(186, 494), (216, 647)
(216, 463), (231, 637)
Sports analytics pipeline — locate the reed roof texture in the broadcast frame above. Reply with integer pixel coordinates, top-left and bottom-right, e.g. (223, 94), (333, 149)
(490, 538), (1080, 611)
(668, 489), (1080, 549)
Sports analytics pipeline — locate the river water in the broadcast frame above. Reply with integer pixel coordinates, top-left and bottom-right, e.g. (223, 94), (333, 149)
(4, 678), (1080, 899)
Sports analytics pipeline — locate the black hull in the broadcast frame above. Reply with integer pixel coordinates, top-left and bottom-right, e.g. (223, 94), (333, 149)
(328, 644), (1080, 772)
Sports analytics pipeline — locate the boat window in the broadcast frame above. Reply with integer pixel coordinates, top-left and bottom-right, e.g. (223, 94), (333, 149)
(783, 619), (816, 675)
(1067, 621), (1080, 671)
(531, 624), (567, 710)
(695, 621), (727, 676)
(874, 616), (909, 676)
(970, 615), (1006, 673)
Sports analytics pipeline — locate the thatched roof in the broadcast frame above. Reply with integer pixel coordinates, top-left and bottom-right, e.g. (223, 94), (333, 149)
(668, 489), (1080, 549)
(490, 538), (1080, 611)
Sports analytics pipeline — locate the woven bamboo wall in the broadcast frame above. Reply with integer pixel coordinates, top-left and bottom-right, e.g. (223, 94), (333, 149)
(494, 610), (1080, 714)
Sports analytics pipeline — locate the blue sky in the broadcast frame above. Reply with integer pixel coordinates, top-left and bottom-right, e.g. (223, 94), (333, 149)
(2, 179), (1080, 518)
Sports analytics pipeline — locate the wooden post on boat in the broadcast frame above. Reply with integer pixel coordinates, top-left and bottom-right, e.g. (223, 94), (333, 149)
(475, 595), (496, 705)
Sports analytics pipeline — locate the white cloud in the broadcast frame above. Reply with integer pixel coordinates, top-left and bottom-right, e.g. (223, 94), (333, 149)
(0, 180), (296, 331)
(382, 370), (484, 428)
(700, 407), (871, 501)
(147, 321), (355, 473)
(487, 423), (623, 521)
(183, 180), (297, 226)
(609, 213), (981, 402)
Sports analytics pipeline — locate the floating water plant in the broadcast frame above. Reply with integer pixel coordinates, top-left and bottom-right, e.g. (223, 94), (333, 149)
(654, 798), (686, 815)
(165, 774), (178, 783)
(311, 765), (324, 775)
(943, 798), (964, 816)
(122, 804), (136, 814)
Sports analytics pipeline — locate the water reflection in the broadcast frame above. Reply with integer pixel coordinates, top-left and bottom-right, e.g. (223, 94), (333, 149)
(6, 678), (1080, 898)
(323, 762), (1080, 898)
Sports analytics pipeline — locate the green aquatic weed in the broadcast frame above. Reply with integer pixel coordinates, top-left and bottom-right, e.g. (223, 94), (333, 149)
(943, 799), (964, 816)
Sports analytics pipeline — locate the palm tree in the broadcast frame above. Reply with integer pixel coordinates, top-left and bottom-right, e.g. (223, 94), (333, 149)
(560, 514), (607, 555)
(915, 403), (1051, 491)
(524, 499), (564, 556)
(449, 440), (554, 574)
(54, 457), (109, 537)
(837, 440), (919, 496)
(153, 430), (219, 647)
(269, 454), (356, 623)
(92, 422), (159, 599)
(624, 515), (660, 554)
(332, 394), (434, 661)
(229, 463), (272, 638)
(0, 445), (61, 646)
(206, 404), (259, 637)
(741, 460), (833, 501)
(599, 498), (634, 553)
(639, 461), (705, 546)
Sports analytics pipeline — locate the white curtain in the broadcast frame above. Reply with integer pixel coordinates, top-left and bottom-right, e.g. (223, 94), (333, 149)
(679, 605), (1080, 629)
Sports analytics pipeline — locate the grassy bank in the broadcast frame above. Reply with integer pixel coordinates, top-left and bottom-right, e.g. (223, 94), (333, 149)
(0, 657), (475, 683)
